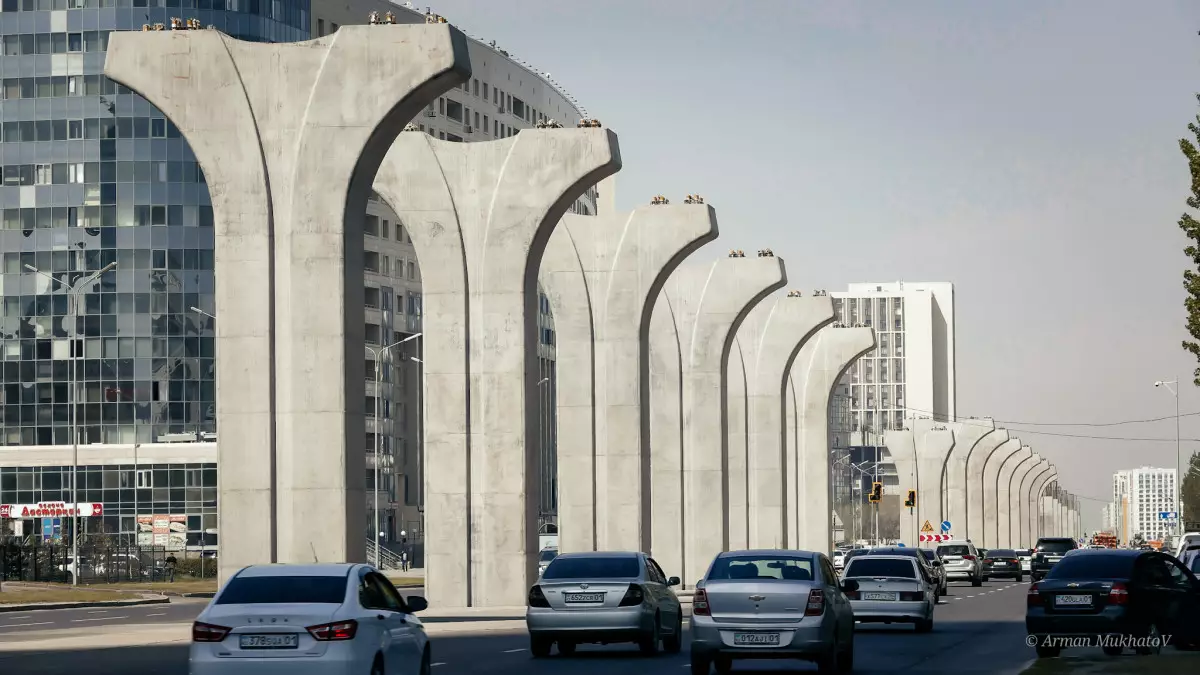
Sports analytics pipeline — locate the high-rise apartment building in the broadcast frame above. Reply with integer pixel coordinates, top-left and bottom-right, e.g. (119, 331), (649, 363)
(1110, 467), (1178, 543)
(0, 1), (588, 552)
(831, 282), (956, 435)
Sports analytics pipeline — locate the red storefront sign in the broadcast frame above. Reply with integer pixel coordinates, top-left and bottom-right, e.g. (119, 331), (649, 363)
(0, 502), (103, 518)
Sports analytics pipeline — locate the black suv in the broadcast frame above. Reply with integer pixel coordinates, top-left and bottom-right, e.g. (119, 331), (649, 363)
(1030, 537), (1078, 581)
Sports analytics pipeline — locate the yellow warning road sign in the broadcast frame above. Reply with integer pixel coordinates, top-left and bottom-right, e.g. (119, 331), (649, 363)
(920, 520), (935, 533)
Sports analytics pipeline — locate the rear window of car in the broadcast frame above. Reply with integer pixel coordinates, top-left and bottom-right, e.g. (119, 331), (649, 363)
(708, 555), (815, 581)
(1036, 539), (1076, 553)
(542, 556), (639, 580)
(1016, 549), (1032, 556)
(845, 558), (916, 579)
(216, 575), (347, 604)
(988, 549), (1016, 557)
(1190, 557), (1200, 574)
(1045, 555), (1134, 580)
(539, 549), (558, 563)
(937, 545), (971, 556)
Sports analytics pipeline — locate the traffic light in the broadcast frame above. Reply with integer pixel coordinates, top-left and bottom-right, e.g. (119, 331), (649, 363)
(869, 482), (883, 503)
(904, 490), (916, 508)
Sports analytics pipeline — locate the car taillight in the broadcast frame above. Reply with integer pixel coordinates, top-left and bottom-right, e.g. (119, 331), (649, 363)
(307, 620), (357, 641)
(1027, 583), (1042, 607)
(1108, 582), (1129, 605)
(528, 585), (550, 608)
(805, 589), (825, 616)
(618, 584), (645, 607)
(899, 591), (924, 601)
(192, 621), (231, 643)
(844, 590), (859, 599)
(983, 559), (992, 564)
(962, 554), (976, 561)
(693, 588), (711, 616)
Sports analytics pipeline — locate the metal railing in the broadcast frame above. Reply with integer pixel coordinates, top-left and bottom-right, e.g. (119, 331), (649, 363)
(366, 539), (404, 570)
(0, 543), (216, 583)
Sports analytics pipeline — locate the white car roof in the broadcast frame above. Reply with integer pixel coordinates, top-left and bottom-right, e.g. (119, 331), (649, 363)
(235, 563), (363, 578)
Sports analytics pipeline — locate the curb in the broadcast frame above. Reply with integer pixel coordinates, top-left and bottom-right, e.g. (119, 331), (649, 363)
(0, 596), (170, 613)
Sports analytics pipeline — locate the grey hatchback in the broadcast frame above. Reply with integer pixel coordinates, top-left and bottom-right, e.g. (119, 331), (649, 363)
(526, 551), (683, 657)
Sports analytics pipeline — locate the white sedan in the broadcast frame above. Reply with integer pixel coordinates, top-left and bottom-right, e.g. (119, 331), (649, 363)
(190, 563), (430, 675)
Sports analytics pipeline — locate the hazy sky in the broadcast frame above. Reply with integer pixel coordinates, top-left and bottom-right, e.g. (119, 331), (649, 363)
(427, 0), (1200, 530)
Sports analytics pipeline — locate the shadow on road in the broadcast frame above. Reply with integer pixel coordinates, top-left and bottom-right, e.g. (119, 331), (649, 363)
(0, 645), (189, 675)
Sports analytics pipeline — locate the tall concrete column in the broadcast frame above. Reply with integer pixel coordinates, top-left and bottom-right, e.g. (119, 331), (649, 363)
(105, 26), (471, 581)
(652, 258), (786, 586)
(886, 429), (917, 546)
(1012, 456), (1046, 549)
(727, 338), (750, 550)
(540, 205), (718, 553)
(941, 420), (996, 538)
(374, 129), (621, 607)
(795, 326), (876, 552)
(731, 294), (834, 550)
(981, 439), (1022, 548)
(1038, 478), (1058, 538)
(649, 296), (685, 579)
(1027, 466), (1055, 546)
(912, 419), (955, 541)
(964, 429), (1009, 543)
(996, 446), (1033, 548)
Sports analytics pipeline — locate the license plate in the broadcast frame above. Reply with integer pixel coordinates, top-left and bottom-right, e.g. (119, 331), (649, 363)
(239, 634), (298, 649)
(1054, 594), (1092, 607)
(994, 562), (1008, 566)
(733, 632), (780, 646)
(563, 592), (604, 603)
(862, 592), (895, 601)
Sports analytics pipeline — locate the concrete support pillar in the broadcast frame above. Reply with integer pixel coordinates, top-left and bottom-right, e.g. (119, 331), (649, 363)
(996, 446), (1033, 549)
(104, 26), (471, 582)
(649, 296), (685, 579)
(783, 377), (800, 546)
(941, 420), (995, 539)
(885, 429), (917, 546)
(1038, 479), (1058, 538)
(374, 129), (621, 607)
(981, 439), (1022, 549)
(730, 294), (833, 550)
(651, 258), (786, 586)
(540, 205), (718, 553)
(1027, 466), (1055, 546)
(913, 419), (955, 541)
(964, 429), (1009, 543)
(794, 326), (876, 552)
(1013, 457), (1046, 549)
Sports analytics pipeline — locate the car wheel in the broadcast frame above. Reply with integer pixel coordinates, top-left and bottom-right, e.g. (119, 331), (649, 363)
(1102, 645), (1123, 656)
(1035, 645), (1061, 658)
(839, 633), (855, 674)
(1016, 574), (1023, 582)
(663, 612), (683, 654)
(370, 655), (385, 675)
(714, 655), (733, 674)
(1135, 624), (1162, 656)
(557, 640), (576, 656)
(419, 648), (432, 675)
(530, 635), (553, 658)
(690, 655), (711, 675)
(915, 617), (933, 633)
(816, 637), (840, 673)
(638, 614), (661, 655)
(971, 577), (982, 587)
(982, 576), (989, 582)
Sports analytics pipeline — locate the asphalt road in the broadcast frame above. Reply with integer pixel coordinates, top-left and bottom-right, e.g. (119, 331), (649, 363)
(0, 598), (209, 633)
(0, 579), (1196, 674)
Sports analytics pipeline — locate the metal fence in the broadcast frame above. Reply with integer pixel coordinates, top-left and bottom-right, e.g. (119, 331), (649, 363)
(0, 544), (216, 584)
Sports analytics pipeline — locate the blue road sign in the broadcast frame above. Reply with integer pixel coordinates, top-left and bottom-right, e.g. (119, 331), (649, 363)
(897, 543), (906, 547)
(941, 520), (952, 533)
(1160, 511), (1178, 520)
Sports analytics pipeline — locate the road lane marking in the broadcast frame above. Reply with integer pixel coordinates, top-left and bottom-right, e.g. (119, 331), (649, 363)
(503, 648), (526, 653)
(87, 610), (108, 614)
(954, 597), (962, 600)
(147, 613), (166, 617)
(0, 622), (54, 628)
(4, 616), (31, 620)
(431, 663), (445, 667)
(71, 616), (129, 622)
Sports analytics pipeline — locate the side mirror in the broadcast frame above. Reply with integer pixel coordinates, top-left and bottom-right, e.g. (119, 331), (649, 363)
(931, 561), (942, 567)
(406, 596), (428, 613)
(842, 579), (859, 593)
(667, 576), (681, 587)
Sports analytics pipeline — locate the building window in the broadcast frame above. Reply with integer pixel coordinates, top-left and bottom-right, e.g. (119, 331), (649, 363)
(318, 19), (325, 36)
(473, 78), (479, 97)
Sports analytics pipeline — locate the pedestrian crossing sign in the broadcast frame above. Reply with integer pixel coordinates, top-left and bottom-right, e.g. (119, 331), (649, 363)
(920, 520), (935, 533)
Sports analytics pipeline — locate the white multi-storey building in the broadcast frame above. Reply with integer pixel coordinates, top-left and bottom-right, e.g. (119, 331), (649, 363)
(1111, 467), (1178, 543)
(831, 282), (956, 435)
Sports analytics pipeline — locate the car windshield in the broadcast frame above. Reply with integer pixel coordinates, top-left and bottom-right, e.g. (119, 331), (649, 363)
(215, 575), (347, 604)
(1045, 554), (1134, 580)
(1037, 540), (1076, 553)
(845, 558), (916, 579)
(708, 555), (815, 581)
(989, 549), (1016, 558)
(542, 555), (639, 579)
(539, 549), (558, 563)
(937, 545), (971, 556)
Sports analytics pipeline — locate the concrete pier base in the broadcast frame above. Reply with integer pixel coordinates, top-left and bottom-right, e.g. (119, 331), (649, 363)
(981, 439), (1022, 549)
(373, 129), (621, 607)
(104, 26), (471, 582)
(965, 429), (1010, 543)
(792, 326), (875, 553)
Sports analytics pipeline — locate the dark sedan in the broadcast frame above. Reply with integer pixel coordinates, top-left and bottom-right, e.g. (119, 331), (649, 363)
(984, 548), (1024, 581)
(1026, 549), (1200, 658)
(1030, 537), (1078, 581)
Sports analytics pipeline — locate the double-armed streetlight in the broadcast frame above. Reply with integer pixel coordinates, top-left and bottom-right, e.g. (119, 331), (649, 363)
(26, 262), (117, 585)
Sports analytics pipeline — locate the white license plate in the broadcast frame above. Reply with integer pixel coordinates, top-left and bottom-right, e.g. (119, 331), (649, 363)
(994, 562), (1009, 566)
(563, 592), (604, 603)
(239, 634), (298, 649)
(733, 632), (780, 646)
(1054, 594), (1092, 607)
(862, 592), (896, 601)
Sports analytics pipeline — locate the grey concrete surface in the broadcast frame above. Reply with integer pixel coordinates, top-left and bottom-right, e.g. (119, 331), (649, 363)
(539, 204), (718, 553)
(966, 429), (1011, 543)
(104, 25), (472, 582)
(0, 578), (1107, 674)
(942, 420), (997, 540)
(1006, 453), (1041, 548)
(1015, 458), (1049, 548)
(913, 419), (955, 542)
(886, 427), (918, 545)
(1028, 468), (1056, 545)
(997, 447), (1034, 549)
(373, 128), (621, 608)
(983, 439), (1024, 549)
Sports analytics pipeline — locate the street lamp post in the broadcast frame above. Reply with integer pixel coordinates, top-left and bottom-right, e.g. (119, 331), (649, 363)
(366, 333), (422, 564)
(1155, 380), (1181, 541)
(26, 262), (117, 586)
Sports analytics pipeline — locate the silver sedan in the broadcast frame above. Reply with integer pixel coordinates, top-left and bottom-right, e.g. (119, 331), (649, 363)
(526, 551), (683, 656)
(689, 549), (856, 674)
(842, 555), (935, 632)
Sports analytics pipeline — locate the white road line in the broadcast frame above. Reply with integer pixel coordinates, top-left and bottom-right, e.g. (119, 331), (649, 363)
(954, 597), (962, 601)
(0, 622), (54, 628)
(146, 613), (166, 617)
(4, 616), (31, 620)
(431, 663), (445, 667)
(87, 610), (108, 614)
(71, 616), (128, 622)
(502, 648), (526, 653)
